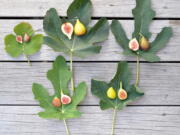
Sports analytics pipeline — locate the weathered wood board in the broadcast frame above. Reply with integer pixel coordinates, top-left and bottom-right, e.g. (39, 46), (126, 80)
(0, 0), (180, 18)
(0, 106), (180, 135)
(0, 62), (179, 105)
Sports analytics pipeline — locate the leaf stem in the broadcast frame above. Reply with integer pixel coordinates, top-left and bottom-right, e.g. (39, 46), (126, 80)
(111, 108), (117, 135)
(135, 54), (140, 87)
(70, 51), (74, 91)
(64, 119), (71, 135)
(22, 45), (31, 66)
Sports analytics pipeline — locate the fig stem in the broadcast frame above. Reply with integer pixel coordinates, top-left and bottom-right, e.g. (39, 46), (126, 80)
(64, 119), (71, 135)
(135, 55), (140, 87)
(111, 108), (117, 135)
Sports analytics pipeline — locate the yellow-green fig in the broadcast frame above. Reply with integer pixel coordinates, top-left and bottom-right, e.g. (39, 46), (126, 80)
(74, 19), (86, 36)
(139, 35), (150, 51)
(107, 87), (116, 99)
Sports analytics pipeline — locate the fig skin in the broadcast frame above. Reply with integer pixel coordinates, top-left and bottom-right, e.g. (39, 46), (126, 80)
(74, 19), (86, 36)
(24, 33), (30, 42)
(107, 87), (116, 99)
(61, 22), (74, 39)
(61, 95), (72, 105)
(52, 97), (61, 107)
(129, 38), (139, 51)
(139, 36), (150, 51)
(118, 89), (128, 100)
(16, 35), (23, 44)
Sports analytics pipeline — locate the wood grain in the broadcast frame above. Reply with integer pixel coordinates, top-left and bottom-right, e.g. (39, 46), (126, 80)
(0, 0), (180, 18)
(0, 106), (180, 135)
(0, 62), (179, 105)
(1, 19), (179, 61)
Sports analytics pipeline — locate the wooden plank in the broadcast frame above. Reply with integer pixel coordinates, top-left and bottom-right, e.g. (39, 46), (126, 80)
(0, 19), (179, 61)
(0, 106), (180, 135)
(0, 0), (180, 18)
(1, 62), (180, 105)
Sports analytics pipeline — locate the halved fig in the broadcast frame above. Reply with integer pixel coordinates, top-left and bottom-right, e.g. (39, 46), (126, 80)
(61, 22), (73, 39)
(16, 35), (23, 44)
(24, 33), (30, 42)
(107, 87), (116, 99)
(52, 97), (61, 107)
(118, 89), (128, 100)
(61, 94), (71, 105)
(129, 38), (139, 51)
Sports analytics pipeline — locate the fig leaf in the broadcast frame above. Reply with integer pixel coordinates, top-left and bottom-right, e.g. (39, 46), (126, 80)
(4, 22), (43, 57)
(91, 62), (144, 110)
(111, 0), (172, 62)
(32, 56), (87, 120)
(43, 0), (109, 58)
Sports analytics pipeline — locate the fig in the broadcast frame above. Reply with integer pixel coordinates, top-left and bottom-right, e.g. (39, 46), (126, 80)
(129, 38), (139, 51)
(61, 22), (73, 39)
(52, 97), (61, 107)
(74, 19), (86, 36)
(118, 89), (127, 100)
(16, 35), (23, 44)
(23, 33), (30, 42)
(107, 87), (116, 99)
(139, 35), (150, 51)
(61, 94), (71, 105)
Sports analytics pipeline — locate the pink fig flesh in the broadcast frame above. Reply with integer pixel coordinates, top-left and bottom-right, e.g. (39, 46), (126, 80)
(16, 35), (23, 44)
(129, 38), (139, 51)
(61, 22), (73, 39)
(61, 95), (71, 105)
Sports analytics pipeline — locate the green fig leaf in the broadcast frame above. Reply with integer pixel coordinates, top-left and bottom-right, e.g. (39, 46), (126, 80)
(149, 27), (173, 53)
(14, 22), (34, 36)
(32, 55), (87, 120)
(43, 0), (109, 58)
(132, 0), (155, 38)
(139, 51), (160, 62)
(4, 22), (43, 58)
(91, 62), (144, 110)
(4, 34), (23, 57)
(67, 0), (92, 25)
(111, 0), (172, 62)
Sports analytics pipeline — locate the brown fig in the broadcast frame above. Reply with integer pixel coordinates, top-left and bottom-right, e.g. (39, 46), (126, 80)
(139, 34), (150, 51)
